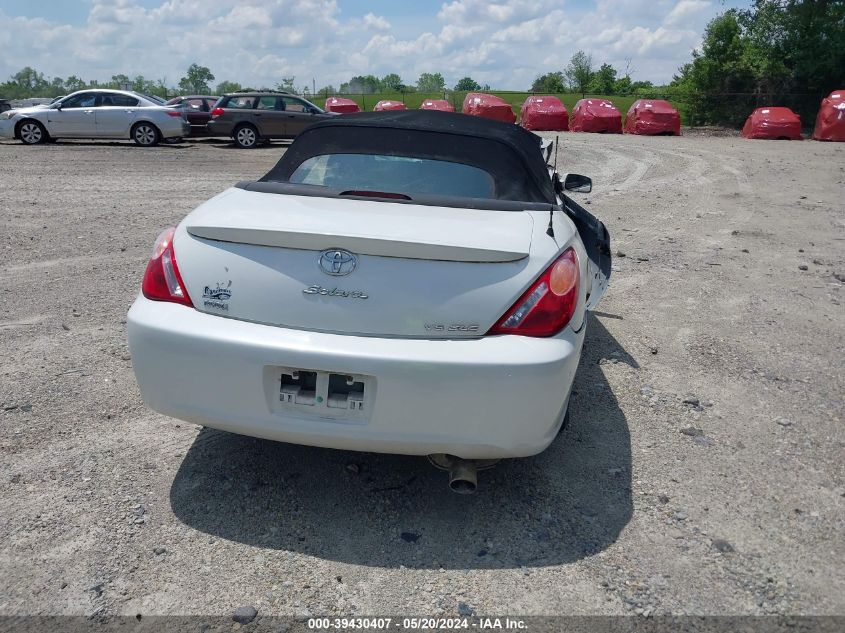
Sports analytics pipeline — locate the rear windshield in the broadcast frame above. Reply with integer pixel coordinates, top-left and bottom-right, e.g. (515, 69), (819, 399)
(138, 93), (165, 105)
(289, 153), (495, 199)
(260, 118), (557, 205)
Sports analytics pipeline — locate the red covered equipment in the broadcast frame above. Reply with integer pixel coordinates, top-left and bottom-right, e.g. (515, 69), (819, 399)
(373, 100), (407, 112)
(623, 99), (680, 135)
(570, 99), (622, 133)
(520, 95), (568, 131)
(324, 97), (361, 114)
(419, 99), (455, 112)
(741, 107), (802, 140)
(812, 90), (845, 142)
(461, 93), (516, 124)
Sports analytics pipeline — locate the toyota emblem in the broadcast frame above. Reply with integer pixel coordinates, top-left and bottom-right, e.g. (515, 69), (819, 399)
(319, 249), (357, 276)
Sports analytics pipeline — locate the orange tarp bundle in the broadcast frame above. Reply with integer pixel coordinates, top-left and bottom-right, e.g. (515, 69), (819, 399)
(741, 107), (802, 140)
(461, 93), (516, 124)
(373, 100), (407, 111)
(324, 97), (361, 113)
(520, 96), (569, 131)
(623, 99), (680, 135)
(419, 99), (455, 112)
(570, 99), (622, 133)
(812, 90), (845, 141)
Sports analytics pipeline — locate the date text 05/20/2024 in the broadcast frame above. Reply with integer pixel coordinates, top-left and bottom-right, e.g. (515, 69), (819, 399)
(307, 617), (528, 630)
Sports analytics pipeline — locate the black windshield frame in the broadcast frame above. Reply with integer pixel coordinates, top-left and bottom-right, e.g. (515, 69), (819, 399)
(260, 110), (556, 205)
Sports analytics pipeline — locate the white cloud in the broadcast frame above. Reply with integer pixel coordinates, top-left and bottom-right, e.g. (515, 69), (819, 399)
(664, 0), (712, 26)
(362, 12), (391, 31)
(489, 10), (564, 44)
(437, 0), (560, 25)
(0, 0), (739, 91)
(208, 6), (273, 30)
(610, 26), (689, 55)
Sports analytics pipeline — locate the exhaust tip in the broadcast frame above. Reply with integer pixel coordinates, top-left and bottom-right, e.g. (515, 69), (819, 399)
(446, 459), (478, 495)
(428, 454), (498, 495)
(449, 477), (477, 495)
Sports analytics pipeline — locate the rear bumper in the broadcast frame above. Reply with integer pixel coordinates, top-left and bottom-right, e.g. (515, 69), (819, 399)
(0, 119), (14, 139)
(206, 119), (234, 137)
(746, 124), (802, 140)
(627, 119), (680, 135)
(154, 118), (190, 139)
(168, 120), (190, 138)
(572, 117), (622, 133)
(127, 296), (584, 459)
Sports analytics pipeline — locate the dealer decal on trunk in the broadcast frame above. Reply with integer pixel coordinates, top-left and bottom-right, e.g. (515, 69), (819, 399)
(203, 281), (232, 311)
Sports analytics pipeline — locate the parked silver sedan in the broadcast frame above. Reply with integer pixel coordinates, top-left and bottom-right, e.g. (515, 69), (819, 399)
(0, 89), (189, 146)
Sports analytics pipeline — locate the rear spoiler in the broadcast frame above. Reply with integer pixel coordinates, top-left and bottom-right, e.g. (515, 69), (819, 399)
(234, 180), (555, 213)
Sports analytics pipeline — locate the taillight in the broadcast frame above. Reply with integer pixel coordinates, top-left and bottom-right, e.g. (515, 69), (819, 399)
(141, 227), (193, 307)
(211, 107), (225, 118)
(165, 110), (182, 118)
(487, 247), (580, 337)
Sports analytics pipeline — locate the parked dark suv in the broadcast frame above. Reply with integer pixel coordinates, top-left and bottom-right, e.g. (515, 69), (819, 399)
(207, 92), (336, 148)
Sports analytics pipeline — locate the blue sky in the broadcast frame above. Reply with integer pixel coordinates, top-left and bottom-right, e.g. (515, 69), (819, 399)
(0, 1), (752, 91)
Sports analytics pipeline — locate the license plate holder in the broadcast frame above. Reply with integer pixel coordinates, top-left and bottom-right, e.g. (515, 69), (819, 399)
(266, 366), (373, 423)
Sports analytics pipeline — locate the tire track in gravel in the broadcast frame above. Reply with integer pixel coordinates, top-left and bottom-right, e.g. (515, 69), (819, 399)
(0, 414), (203, 541)
(554, 134), (753, 201)
(1, 411), (217, 504)
(3, 255), (101, 272)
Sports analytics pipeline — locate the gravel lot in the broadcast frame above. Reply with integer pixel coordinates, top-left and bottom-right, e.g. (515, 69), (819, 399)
(0, 132), (842, 622)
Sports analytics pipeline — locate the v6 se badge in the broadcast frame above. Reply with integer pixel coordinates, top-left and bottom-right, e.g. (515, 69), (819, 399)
(424, 323), (480, 332)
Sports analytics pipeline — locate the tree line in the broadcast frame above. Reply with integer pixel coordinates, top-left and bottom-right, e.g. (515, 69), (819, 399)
(0, 59), (640, 101)
(530, 52), (658, 97)
(0, 65), (496, 101)
(0, 63), (220, 100)
(0, 59), (647, 104)
(668, 0), (844, 125)
(327, 73), (491, 95)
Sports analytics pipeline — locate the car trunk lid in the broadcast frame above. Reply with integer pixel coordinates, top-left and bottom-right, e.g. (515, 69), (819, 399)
(185, 189), (532, 263)
(173, 188), (561, 339)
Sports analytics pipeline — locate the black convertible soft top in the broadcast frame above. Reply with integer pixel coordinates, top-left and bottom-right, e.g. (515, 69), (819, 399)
(259, 110), (556, 205)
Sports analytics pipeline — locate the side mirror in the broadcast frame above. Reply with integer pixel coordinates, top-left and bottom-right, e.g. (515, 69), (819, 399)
(562, 173), (592, 193)
(55, 102), (63, 111)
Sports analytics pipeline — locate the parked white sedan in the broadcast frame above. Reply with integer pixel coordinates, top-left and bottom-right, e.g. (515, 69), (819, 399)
(127, 110), (611, 492)
(0, 89), (189, 146)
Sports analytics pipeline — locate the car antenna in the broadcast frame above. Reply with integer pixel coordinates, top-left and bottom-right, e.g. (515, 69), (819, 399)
(547, 135), (559, 238)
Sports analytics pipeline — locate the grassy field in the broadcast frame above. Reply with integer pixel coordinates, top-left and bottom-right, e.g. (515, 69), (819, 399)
(314, 91), (682, 122)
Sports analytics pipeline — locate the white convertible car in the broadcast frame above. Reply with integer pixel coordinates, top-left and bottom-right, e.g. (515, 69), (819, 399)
(127, 111), (611, 492)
